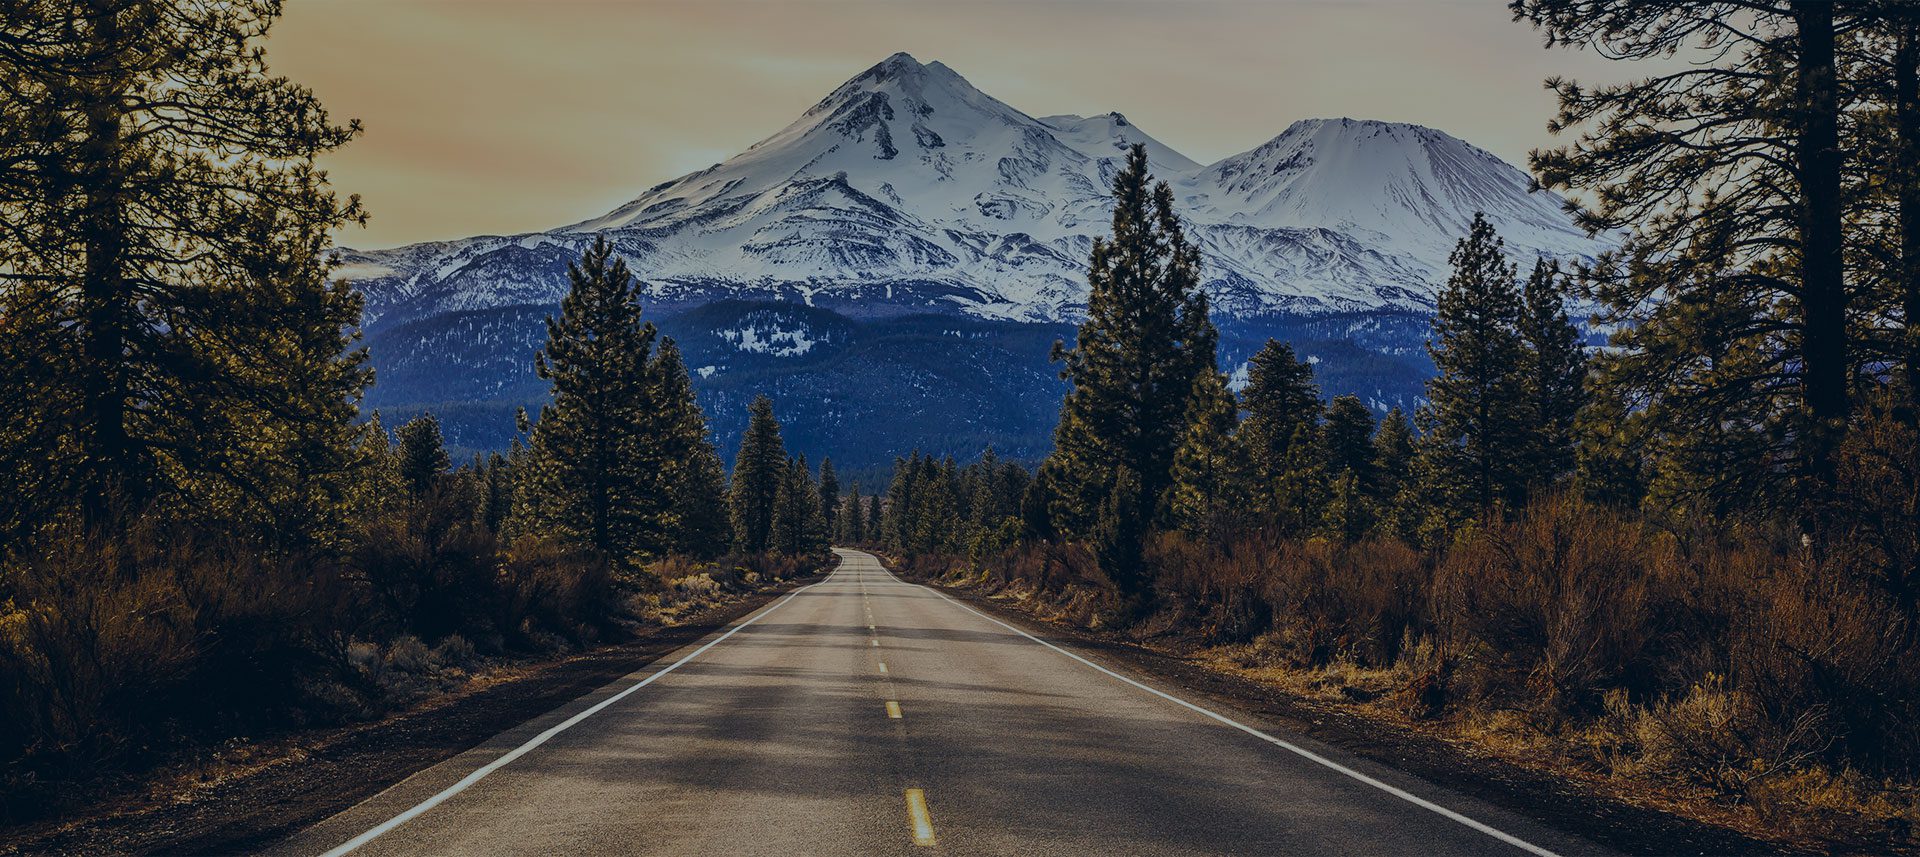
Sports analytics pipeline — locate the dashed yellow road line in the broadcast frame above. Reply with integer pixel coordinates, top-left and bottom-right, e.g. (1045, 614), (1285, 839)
(878, 662), (888, 674)
(885, 700), (903, 719)
(871, 638), (879, 647)
(904, 788), (937, 846)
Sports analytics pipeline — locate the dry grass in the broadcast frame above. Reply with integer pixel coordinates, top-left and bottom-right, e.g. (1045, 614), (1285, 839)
(899, 492), (1920, 852)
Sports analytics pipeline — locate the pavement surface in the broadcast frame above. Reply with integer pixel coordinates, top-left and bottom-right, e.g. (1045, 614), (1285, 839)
(264, 548), (1612, 857)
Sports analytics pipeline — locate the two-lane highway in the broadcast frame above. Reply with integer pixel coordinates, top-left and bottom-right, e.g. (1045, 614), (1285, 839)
(268, 549), (1609, 856)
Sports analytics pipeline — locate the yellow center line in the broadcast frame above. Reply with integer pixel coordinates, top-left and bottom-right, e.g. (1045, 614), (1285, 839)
(904, 788), (937, 846)
(885, 700), (903, 719)
(878, 662), (888, 674)
(871, 638), (879, 647)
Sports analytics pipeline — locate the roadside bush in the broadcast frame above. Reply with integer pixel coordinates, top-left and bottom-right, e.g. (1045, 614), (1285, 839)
(1433, 496), (1672, 719)
(0, 519), (348, 818)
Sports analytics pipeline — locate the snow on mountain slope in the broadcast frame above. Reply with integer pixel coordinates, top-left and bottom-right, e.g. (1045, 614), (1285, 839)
(344, 53), (1603, 329)
(1182, 117), (1591, 264)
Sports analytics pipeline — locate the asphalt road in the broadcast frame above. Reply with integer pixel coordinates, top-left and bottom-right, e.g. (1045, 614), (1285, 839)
(265, 549), (1611, 857)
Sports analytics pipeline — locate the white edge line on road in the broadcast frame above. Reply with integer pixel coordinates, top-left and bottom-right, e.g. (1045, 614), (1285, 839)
(880, 562), (1562, 857)
(317, 569), (838, 857)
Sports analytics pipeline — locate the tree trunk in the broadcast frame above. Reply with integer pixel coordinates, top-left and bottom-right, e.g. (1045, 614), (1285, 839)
(76, 0), (132, 524)
(1795, 0), (1848, 490)
(1898, 14), (1920, 414)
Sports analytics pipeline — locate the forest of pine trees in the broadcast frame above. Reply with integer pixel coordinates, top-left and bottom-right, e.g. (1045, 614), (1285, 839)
(0, 2), (834, 819)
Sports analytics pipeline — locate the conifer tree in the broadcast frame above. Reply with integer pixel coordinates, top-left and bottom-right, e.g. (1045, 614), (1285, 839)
(1043, 144), (1218, 568)
(396, 413), (451, 496)
(526, 236), (664, 563)
(730, 396), (787, 554)
(0, 0), (368, 545)
(771, 455), (827, 557)
(1371, 407), (1419, 541)
(650, 338), (728, 556)
(865, 494), (882, 544)
(1321, 471), (1373, 544)
(1517, 259), (1587, 491)
(818, 458), (840, 541)
(1417, 213), (1533, 525)
(1371, 406), (1416, 503)
(844, 483), (866, 543)
(1169, 368), (1248, 545)
(1322, 395), (1377, 486)
(1515, 0), (1862, 501)
(1240, 340), (1326, 535)
(480, 452), (512, 533)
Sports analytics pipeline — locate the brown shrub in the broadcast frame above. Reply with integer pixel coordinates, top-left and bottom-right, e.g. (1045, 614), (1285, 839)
(1432, 496), (1671, 719)
(0, 519), (350, 818)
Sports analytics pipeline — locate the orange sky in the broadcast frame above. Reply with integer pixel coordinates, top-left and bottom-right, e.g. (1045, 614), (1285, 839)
(267, 0), (1644, 250)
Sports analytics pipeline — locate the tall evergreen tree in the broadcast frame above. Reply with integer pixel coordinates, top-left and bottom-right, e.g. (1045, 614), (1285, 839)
(1371, 406), (1418, 540)
(480, 452), (512, 533)
(1371, 406), (1416, 503)
(396, 413), (451, 496)
(1239, 340), (1326, 535)
(650, 338), (728, 557)
(843, 483), (866, 543)
(817, 457), (840, 541)
(0, 0), (367, 546)
(1169, 368), (1248, 544)
(1517, 259), (1587, 490)
(526, 236), (664, 563)
(1042, 144), (1218, 571)
(1322, 395), (1377, 486)
(730, 395), (787, 554)
(1515, 0), (1864, 504)
(1417, 213), (1533, 525)
(771, 455), (828, 557)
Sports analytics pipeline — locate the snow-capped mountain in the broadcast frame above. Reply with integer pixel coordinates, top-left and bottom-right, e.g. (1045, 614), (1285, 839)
(340, 52), (1601, 331)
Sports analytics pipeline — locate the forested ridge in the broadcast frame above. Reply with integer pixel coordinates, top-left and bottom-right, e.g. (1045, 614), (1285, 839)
(0, 0), (836, 823)
(869, 4), (1920, 847)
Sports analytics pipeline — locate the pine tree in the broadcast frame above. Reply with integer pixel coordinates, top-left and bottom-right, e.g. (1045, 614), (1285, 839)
(818, 457), (840, 541)
(1516, 0), (1863, 503)
(1517, 259), (1587, 492)
(771, 455), (827, 557)
(1371, 406), (1419, 542)
(1240, 340), (1326, 535)
(1169, 368), (1248, 545)
(396, 413), (451, 496)
(1417, 213), (1532, 526)
(526, 236), (665, 563)
(1043, 144), (1218, 572)
(650, 338), (728, 557)
(865, 494), (882, 544)
(1371, 406), (1416, 503)
(844, 483), (866, 543)
(0, 0), (367, 546)
(1323, 395), (1377, 486)
(730, 396), (787, 554)
(480, 452), (512, 533)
